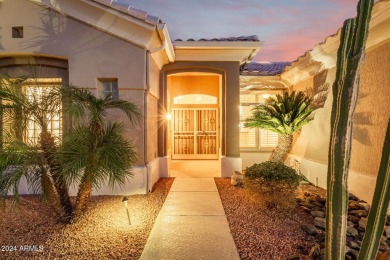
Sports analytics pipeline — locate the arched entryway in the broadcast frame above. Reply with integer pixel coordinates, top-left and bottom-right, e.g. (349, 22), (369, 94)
(166, 71), (222, 177)
(159, 62), (242, 178)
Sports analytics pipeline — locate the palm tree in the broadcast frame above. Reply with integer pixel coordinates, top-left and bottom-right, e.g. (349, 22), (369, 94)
(245, 91), (314, 162)
(58, 87), (140, 220)
(0, 77), (72, 217)
(0, 78), (140, 222)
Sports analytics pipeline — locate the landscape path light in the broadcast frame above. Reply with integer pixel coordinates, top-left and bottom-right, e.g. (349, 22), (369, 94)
(122, 196), (131, 225)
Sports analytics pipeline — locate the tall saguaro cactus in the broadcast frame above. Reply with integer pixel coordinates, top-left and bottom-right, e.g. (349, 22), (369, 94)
(358, 119), (390, 260)
(325, 0), (373, 259)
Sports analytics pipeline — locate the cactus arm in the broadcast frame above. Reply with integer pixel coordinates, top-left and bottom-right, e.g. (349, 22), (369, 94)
(325, 18), (355, 259)
(325, 0), (374, 259)
(358, 119), (390, 260)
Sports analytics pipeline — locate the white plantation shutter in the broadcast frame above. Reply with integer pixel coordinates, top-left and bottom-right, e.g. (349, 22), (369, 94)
(259, 129), (278, 148)
(240, 92), (281, 150)
(240, 94), (257, 103)
(240, 127), (256, 148)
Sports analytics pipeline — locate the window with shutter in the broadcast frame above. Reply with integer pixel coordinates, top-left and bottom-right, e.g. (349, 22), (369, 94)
(259, 129), (278, 148)
(239, 93), (279, 151)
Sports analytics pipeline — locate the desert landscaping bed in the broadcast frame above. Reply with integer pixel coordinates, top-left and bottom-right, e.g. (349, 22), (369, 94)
(0, 178), (173, 260)
(215, 177), (324, 260)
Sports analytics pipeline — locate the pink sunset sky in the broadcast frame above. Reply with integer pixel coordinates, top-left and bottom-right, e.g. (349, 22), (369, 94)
(119, 0), (361, 62)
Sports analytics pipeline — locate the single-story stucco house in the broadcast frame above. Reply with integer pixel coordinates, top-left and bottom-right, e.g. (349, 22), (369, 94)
(0, 0), (389, 208)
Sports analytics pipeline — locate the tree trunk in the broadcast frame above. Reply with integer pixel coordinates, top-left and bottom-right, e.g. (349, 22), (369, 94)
(40, 170), (63, 216)
(40, 132), (73, 219)
(268, 134), (293, 163)
(72, 174), (92, 221)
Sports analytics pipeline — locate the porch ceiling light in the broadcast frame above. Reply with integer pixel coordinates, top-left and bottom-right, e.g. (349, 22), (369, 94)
(262, 94), (270, 99)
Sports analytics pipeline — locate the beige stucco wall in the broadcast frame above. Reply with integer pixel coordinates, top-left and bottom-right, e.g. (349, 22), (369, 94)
(290, 41), (390, 177)
(145, 57), (160, 165)
(349, 41), (390, 176)
(0, 0), (149, 165)
(290, 67), (336, 165)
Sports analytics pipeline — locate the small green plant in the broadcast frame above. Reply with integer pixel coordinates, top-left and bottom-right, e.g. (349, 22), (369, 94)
(245, 161), (301, 188)
(244, 161), (301, 210)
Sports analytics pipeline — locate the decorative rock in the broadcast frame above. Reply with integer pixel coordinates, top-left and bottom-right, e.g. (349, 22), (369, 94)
(347, 221), (355, 227)
(314, 217), (326, 229)
(300, 202), (316, 209)
(300, 206), (311, 214)
(231, 171), (244, 186)
(312, 206), (323, 212)
(347, 248), (359, 258)
(316, 196), (326, 204)
(312, 201), (323, 207)
(379, 243), (390, 252)
(350, 210), (369, 217)
(359, 217), (367, 230)
(349, 240), (360, 250)
(345, 255), (353, 260)
(311, 211), (325, 218)
(309, 243), (321, 257)
(315, 233), (325, 243)
(301, 225), (319, 235)
(347, 215), (360, 224)
(349, 193), (360, 201)
(384, 226), (390, 238)
(346, 227), (359, 237)
(359, 202), (370, 211)
(380, 235), (387, 245)
(349, 200), (362, 210)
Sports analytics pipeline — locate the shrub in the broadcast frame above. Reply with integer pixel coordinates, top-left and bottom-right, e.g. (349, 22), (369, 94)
(244, 161), (301, 210)
(245, 161), (301, 188)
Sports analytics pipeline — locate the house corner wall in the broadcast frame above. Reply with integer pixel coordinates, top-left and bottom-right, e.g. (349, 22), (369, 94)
(285, 40), (390, 213)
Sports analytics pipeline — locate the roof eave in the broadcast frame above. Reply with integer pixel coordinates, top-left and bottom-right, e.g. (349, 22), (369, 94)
(173, 41), (264, 49)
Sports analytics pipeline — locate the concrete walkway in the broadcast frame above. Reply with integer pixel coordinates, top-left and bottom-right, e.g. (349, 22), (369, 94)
(140, 178), (240, 260)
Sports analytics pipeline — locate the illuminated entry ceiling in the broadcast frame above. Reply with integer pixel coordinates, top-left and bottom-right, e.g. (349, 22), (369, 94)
(173, 94), (217, 105)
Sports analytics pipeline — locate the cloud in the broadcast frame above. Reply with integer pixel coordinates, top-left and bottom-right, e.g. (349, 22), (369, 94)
(121, 0), (357, 61)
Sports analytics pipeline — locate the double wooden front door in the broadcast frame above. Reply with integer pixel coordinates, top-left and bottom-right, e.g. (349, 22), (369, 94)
(172, 108), (218, 159)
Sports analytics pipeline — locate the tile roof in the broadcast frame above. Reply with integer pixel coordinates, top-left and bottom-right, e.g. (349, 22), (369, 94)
(174, 35), (260, 42)
(241, 62), (291, 76)
(91, 0), (162, 25)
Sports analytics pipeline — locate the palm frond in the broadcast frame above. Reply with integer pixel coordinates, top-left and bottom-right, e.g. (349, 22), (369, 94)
(0, 140), (45, 199)
(245, 91), (314, 135)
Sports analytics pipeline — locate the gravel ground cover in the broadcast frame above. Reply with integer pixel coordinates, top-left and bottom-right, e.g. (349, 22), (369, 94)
(215, 178), (321, 260)
(0, 178), (173, 260)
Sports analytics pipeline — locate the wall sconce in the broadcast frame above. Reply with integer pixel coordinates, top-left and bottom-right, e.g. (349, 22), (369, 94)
(166, 112), (172, 120)
(262, 94), (270, 99)
(122, 197), (131, 225)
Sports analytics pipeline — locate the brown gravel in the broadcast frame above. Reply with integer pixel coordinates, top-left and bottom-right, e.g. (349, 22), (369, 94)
(215, 178), (322, 260)
(0, 178), (173, 260)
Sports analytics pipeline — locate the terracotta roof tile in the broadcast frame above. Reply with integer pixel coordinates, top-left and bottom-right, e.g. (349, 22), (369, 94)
(174, 35), (260, 42)
(91, 0), (162, 25)
(241, 62), (291, 76)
